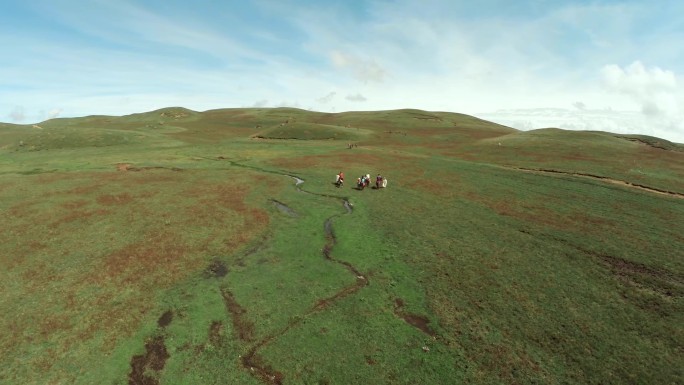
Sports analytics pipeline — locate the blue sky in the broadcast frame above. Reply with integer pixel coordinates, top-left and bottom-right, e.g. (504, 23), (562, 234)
(2, 0), (683, 142)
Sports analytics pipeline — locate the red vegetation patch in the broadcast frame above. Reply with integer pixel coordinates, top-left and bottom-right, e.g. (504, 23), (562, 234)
(472, 198), (570, 231)
(101, 231), (191, 287)
(50, 208), (111, 227)
(39, 314), (72, 338)
(66, 183), (104, 195)
(182, 183), (270, 251)
(60, 199), (90, 210)
(96, 192), (134, 206)
(410, 178), (455, 198)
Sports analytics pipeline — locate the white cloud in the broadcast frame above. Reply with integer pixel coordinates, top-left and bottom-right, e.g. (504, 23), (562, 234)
(275, 100), (301, 108)
(316, 92), (337, 104)
(479, 106), (684, 144)
(602, 61), (677, 95)
(47, 108), (62, 119)
(345, 93), (367, 102)
(9, 106), (26, 122)
(598, 61), (683, 141)
(329, 51), (385, 83)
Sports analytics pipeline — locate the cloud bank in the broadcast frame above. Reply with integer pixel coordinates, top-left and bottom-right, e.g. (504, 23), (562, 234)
(1, 1), (683, 142)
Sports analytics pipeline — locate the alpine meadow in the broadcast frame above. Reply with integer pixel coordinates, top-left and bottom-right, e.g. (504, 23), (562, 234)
(1, 107), (683, 385)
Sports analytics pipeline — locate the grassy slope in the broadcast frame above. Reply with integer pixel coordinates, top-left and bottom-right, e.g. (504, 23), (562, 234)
(0, 108), (682, 384)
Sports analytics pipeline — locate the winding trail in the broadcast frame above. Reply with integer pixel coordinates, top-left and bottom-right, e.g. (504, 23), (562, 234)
(219, 161), (368, 384)
(515, 167), (684, 199)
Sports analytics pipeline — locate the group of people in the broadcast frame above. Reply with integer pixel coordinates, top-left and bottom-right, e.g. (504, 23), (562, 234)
(335, 172), (387, 190)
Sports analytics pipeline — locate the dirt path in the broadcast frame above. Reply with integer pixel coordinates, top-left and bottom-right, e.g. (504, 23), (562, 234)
(515, 167), (684, 199)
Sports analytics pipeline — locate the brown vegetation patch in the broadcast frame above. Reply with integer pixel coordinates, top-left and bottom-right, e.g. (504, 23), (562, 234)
(50, 208), (111, 227)
(476, 343), (544, 384)
(97, 192), (134, 206)
(220, 288), (254, 342)
(101, 231), (191, 287)
(482, 200), (569, 230)
(128, 335), (169, 385)
(409, 178), (455, 198)
(39, 314), (72, 337)
(60, 199), (90, 210)
(66, 290), (154, 353)
(63, 182), (105, 195)
(182, 183), (270, 251)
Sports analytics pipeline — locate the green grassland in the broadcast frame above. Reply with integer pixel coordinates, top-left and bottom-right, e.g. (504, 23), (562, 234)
(1, 107), (682, 384)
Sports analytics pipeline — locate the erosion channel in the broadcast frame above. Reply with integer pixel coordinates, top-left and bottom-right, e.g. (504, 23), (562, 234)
(238, 172), (368, 384)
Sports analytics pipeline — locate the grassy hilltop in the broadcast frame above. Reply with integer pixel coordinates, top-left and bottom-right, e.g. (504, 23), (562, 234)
(1, 107), (682, 385)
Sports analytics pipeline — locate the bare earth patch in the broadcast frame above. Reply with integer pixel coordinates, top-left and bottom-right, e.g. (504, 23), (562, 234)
(128, 336), (169, 385)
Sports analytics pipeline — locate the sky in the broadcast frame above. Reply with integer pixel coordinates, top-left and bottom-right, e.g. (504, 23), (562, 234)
(2, 0), (683, 142)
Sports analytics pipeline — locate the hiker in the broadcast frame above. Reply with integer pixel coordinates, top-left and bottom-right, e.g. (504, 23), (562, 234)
(375, 174), (383, 189)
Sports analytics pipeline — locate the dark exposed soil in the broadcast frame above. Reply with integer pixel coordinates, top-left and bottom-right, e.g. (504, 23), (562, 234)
(271, 199), (297, 217)
(208, 321), (224, 347)
(616, 135), (683, 152)
(206, 259), (228, 278)
(128, 336), (169, 385)
(314, 278), (367, 310)
(220, 288), (254, 342)
(242, 352), (285, 384)
(599, 254), (683, 297)
(394, 298), (436, 337)
(545, 233), (683, 298)
(157, 310), (173, 328)
(115, 163), (183, 172)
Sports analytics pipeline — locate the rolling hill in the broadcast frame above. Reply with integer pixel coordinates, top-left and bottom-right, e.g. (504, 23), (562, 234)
(1, 108), (682, 385)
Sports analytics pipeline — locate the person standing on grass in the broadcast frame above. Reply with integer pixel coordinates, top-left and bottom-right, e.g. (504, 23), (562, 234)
(376, 174), (383, 189)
